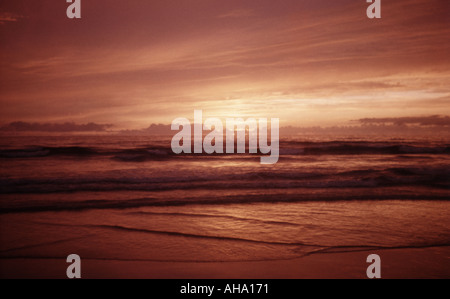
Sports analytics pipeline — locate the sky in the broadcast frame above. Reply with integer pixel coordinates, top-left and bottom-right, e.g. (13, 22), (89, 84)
(0, 0), (449, 129)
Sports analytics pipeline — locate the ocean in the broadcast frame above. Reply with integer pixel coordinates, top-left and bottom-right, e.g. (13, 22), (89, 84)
(0, 135), (449, 270)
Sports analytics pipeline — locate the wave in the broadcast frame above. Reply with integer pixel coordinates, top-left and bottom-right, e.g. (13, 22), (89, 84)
(38, 223), (450, 252)
(0, 141), (449, 160)
(2, 243), (448, 263)
(279, 141), (450, 156)
(2, 221), (449, 262)
(303, 243), (450, 256)
(17, 220), (450, 252)
(0, 236), (91, 254)
(87, 224), (319, 247)
(2, 191), (449, 214)
(0, 146), (98, 158)
(128, 211), (301, 227)
(0, 145), (170, 161)
(1, 165), (448, 194)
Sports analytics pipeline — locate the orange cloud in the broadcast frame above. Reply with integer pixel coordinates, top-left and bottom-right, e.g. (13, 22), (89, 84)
(0, 0), (449, 128)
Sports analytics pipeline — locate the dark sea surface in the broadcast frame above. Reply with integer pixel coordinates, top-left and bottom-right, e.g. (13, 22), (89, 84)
(0, 135), (449, 264)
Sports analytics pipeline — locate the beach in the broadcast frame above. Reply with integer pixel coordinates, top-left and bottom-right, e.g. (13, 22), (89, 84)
(2, 246), (449, 279)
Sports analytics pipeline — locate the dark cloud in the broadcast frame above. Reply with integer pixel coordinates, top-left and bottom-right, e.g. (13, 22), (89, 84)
(0, 121), (113, 132)
(119, 124), (172, 135)
(357, 115), (450, 127)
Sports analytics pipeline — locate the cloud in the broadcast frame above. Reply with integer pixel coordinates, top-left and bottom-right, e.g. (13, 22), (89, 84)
(356, 115), (450, 127)
(0, 121), (113, 132)
(0, 0), (449, 129)
(0, 12), (23, 24)
(119, 123), (172, 135)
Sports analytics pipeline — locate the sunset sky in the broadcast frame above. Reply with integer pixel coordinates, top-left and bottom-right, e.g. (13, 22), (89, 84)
(0, 0), (449, 129)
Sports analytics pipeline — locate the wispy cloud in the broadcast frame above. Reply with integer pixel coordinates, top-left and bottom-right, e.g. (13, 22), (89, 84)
(0, 0), (449, 129)
(357, 115), (450, 127)
(0, 12), (23, 24)
(0, 122), (113, 132)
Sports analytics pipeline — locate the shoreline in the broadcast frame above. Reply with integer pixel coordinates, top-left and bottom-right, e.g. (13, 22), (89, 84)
(1, 246), (449, 279)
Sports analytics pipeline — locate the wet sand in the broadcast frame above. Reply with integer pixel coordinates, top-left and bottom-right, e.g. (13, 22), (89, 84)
(2, 246), (449, 279)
